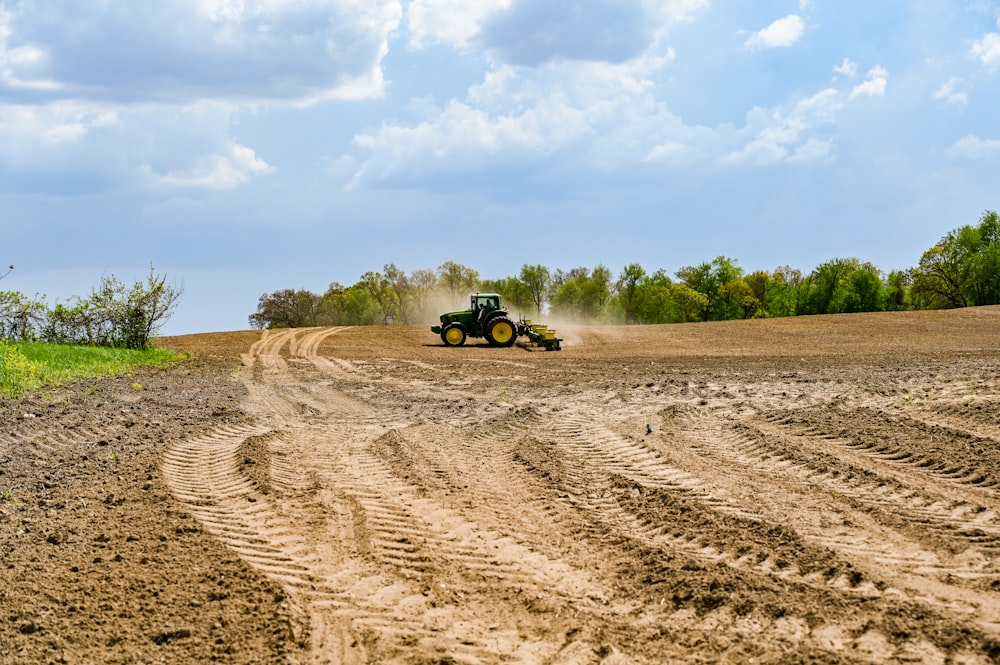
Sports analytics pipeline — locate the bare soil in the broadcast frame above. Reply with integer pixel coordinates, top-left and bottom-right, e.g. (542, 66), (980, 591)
(4, 307), (1000, 664)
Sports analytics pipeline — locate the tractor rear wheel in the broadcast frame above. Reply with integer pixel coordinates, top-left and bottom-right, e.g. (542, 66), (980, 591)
(442, 323), (467, 347)
(485, 317), (517, 347)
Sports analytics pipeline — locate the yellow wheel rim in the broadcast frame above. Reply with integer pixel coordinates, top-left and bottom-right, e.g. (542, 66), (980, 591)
(492, 321), (514, 344)
(445, 328), (464, 345)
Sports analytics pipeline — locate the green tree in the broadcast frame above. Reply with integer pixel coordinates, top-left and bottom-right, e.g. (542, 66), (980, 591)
(588, 265), (613, 317)
(329, 283), (382, 325)
(86, 267), (182, 349)
(0, 290), (47, 340)
(360, 270), (401, 325)
(799, 259), (883, 315)
(614, 263), (647, 324)
(42, 300), (98, 344)
(910, 211), (1000, 309)
(720, 278), (759, 319)
(549, 274), (585, 321)
(519, 264), (552, 317)
(382, 264), (412, 324)
(883, 270), (912, 311)
(407, 268), (439, 323)
(912, 244), (966, 309)
(671, 283), (709, 322)
(437, 261), (480, 302)
(480, 276), (533, 315)
(549, 265), (613, 322)
(249, 288), (326, 329)
(676, 256), (744, 321)
(761, 266), (801, 318)
(636, 270), (681, 323)
(799, 259), (852, 315)
(840, 265), (883, 313)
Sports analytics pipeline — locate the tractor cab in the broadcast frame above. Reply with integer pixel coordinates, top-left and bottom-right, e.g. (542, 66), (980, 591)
(472, 293), (501, 323)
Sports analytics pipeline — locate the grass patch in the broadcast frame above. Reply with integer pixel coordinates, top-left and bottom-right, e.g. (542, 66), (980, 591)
(0, 340), (188, 399)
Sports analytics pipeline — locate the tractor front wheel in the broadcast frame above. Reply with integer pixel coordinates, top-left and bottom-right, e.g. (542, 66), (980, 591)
(485, 317), (517, 347)
(441, 323), (467, 347)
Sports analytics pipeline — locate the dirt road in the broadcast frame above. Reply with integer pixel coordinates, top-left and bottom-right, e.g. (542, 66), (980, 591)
(4, 308), (1000, 663)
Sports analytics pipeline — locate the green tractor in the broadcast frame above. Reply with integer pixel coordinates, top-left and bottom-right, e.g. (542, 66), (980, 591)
(431, 293), (561, 350)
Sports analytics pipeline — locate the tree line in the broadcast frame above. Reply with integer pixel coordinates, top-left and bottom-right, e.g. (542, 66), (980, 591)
(0, 267), (182, 350)
(250, 211), (1000, 329)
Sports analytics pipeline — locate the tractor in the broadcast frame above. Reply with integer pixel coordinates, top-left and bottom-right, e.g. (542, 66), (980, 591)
(431, 293), (561, 350)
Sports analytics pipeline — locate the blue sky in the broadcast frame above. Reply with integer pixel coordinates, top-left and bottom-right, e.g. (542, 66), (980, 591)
(3, 0), (999, 334)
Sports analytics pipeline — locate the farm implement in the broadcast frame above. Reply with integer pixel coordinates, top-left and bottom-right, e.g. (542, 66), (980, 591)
(431, 293), (562, 351)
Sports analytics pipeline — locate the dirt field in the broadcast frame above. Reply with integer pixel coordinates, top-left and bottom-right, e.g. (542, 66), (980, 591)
(3, 307), (1000, 664)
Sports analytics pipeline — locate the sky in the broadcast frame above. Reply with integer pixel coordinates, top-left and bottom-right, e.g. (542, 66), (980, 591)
(3, 0), (1000, 335)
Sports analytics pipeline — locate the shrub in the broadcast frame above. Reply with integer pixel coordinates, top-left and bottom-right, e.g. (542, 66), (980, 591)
(0, 340), (45, 398)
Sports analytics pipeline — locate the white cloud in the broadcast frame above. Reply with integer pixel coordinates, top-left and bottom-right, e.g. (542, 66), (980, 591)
(932, 77), (968, 107)
(350, 53), (682, 185)
(0, 1), (402, 105)
(35, 109), (118, 145)
(472, 0), (707, 67)
(149, 144), (276, 189)
(971, 32), (1000, 69)
(644, 141), (696, 164)
(0, 102), (124, 162)
(0, 97), (267, 194)
(789, 137), (833, 163)
(477, 1), (653, 65)
(0, 0), (397, 195)
(352, 41), (858, 184)
(744, 15), (804, 49)
(850, 66), (888, 99)
(833, 57), (857, 78)
(946, 135), (1000, 160)
(643, 0), (710, 31)
(0, 8), (62, 91)
(721, 89), (841, 166)
(407, 0), (511, 49)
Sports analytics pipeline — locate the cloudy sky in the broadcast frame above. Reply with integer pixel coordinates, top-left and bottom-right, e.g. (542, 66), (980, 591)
(3, 0), (999, 334)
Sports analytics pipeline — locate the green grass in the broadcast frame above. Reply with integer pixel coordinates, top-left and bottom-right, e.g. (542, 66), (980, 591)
(0, 340), (188, 399)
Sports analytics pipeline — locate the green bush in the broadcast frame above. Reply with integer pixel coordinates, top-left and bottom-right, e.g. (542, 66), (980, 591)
(0, 340), (45, 398)
(1, 266), (182, 350)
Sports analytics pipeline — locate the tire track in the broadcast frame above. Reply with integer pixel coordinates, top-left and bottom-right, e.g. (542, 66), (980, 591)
(743, 414), (1000, 552)
(162, 326), (1000, 663)
(658, 405), (1000, 636)
(762, 405), (1000, 494)
(688, 411), (1000, 559)
(161, 424), (321, 589)
(508, 415), (985, 661)
(166, 328), (599, 663)
(520, 407), (887, 593)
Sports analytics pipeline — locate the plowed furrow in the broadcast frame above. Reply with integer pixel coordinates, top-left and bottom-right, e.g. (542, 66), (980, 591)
(248, 421), (596, 661)
(761, 407), (1000, 495)
(512, 426), (883, 596)
(724, 418), (1000, 550)
(544, 409), (752, 520)
(0, 424), (111, 458)
(162, 425), (324, 588)
(759, 422), (999, 527)
(291, 327), (347, 358)
(671, 412), (1000, 609)
(321, 441), (587, 596)
(508, 431), (985, 659)
(164, 423), (406, 662)
(373, 424), (612, 592)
